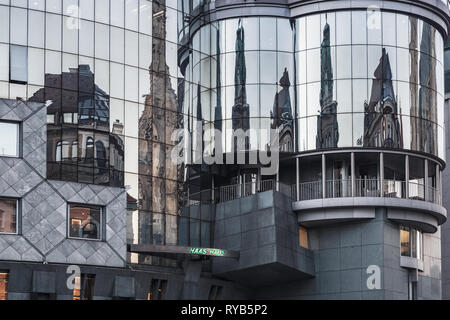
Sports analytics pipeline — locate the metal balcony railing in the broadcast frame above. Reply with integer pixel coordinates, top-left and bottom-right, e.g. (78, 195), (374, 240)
(186, 178), (442, 207)
(291, 179), (441, 206)
(186, 180), (293, 206)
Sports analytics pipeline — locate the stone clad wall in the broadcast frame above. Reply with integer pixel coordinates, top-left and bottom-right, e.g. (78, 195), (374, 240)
(0, 98), (127, 268)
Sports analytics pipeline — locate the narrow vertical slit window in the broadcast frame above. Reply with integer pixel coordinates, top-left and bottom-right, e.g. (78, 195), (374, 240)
(299, 226), (309, 249)
(0, 199), (18, 234)
(148, 279), (167, 300)
(73, 274), (96, 300)
(0, 271), (8, 300)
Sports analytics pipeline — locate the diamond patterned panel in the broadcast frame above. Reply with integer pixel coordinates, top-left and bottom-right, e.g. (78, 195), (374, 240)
(0, 98), (127, 267)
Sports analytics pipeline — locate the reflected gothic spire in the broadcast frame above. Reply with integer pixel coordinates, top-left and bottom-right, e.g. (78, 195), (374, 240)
(232, 19), (250, 150)
(364, 48), (403, 148)
(214, 26), (223, 132)
(271, 68), (294, 152)
(418, 22), (437, 155)
(316, 20), (339, 149)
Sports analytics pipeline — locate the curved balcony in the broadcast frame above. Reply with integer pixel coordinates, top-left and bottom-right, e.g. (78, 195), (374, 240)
(292, 178), (446, 232)
(292, 179), (441, 205)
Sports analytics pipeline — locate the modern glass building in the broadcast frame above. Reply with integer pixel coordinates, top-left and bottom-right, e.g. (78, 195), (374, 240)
(0, 0), (449, 300)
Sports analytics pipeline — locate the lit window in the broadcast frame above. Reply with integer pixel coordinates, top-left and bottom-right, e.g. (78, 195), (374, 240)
(0, 272), (8, 300)
(73, 274), (96, 300)
(299, 226), (309, 249)
(63, 113), (73, 124)
(0, 121), (19, 157)
(47, 114), (55, 124)
(0, 199), (18, 234)
(147, 279), (167, 300)
(400, 226), (423, 259)
(10, 45), (28, 84)
(69, 204), (103, 240)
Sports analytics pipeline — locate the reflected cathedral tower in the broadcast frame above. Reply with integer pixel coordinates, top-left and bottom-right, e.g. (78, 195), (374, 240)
(232, 19), (250, 151)
(316, 20), (339, 149)
(364, 48), (403, 148)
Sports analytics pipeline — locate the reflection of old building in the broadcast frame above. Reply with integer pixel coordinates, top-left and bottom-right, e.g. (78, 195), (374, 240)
(232, 19), (250, 151)
(29, 65), (124, 187)
(416, 23), (437, 155)
(364, 48), (403, 148)
(271, 68), (294, 152)
(316, 22), (339, 149)
(136, 0), (180, 265)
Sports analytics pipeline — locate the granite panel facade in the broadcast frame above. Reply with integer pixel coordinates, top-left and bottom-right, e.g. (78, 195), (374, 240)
(0, 98), (127, 268)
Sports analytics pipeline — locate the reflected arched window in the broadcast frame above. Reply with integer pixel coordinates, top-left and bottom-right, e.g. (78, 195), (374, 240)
(85, 137), (94, 161)
(96, 141), (106, 169)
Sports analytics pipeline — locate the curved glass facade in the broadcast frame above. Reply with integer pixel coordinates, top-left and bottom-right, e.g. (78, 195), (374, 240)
(183, 10), (445, 159)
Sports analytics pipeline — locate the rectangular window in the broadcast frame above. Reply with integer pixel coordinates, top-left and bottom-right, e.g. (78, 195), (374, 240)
(10, 45), (28, 84)
(0, 121), (19, 158)
(400, 226), (411, 257)
(73, 274), (96, 300)
(147, 279), (167, 300)
(401, 226), (423, 259)
(69, 204), (103, 240)
(0, 271), (8, 300)
(299, 226), (309, 249)
(0, 199), (18, 234)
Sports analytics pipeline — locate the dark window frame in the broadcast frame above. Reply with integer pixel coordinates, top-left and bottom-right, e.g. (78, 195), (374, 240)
(9, 45), (28, 85)
(0, 198), (20, 235)
(67, 203), (105, 241)
(0, 120), (21, 158)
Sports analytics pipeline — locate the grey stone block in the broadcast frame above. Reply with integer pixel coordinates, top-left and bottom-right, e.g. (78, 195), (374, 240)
(240, 195), (257, 214)
(224, 216), (241, 236)
(319, 271), (341, 294)
(319, 248), (341, 272)
(257, 191), (273, 209)
(362, 221), (384, 245)
(224, 199), (240, 218)
(362, 244), (384, 267)
(241, 230), (258, 250)
(241, 213), (258, 232)
(341, 269), (362, 293)
(258, 226), (276, 247)
(258, 208), (274, 228)
(341, 246), (362, 270)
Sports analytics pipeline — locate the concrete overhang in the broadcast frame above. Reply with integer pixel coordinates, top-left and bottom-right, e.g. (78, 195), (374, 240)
(212, 261), (314, 288)
(400, 256), (425, 272)
(293, 197), (447, 232)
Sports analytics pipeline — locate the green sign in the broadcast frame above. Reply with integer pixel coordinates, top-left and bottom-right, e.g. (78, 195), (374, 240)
(189, 247), (226, 257)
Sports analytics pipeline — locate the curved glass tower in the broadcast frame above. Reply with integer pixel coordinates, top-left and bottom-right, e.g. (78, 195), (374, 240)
(0, 0), (449, 300)
(177, 0), (450, 299)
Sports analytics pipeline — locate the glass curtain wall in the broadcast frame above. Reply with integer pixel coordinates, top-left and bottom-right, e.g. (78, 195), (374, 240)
(183, 11), (445, 159)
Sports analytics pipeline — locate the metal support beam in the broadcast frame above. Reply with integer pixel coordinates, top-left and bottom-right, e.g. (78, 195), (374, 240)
(296, 157), (300, 201)
(406, 155), (410, 199)
(424, 159), (429, 202)
(351, 152), (355, 197)
(322, 154), (326, 198)
(380, 152), (384, 197)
